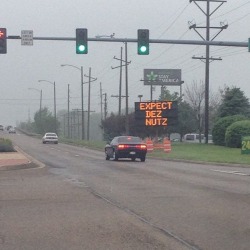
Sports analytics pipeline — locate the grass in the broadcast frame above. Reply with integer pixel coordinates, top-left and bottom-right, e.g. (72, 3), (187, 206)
(150, 142), (250, 166)
(59, 137), (106, 150)
(60, 137), (250, 166)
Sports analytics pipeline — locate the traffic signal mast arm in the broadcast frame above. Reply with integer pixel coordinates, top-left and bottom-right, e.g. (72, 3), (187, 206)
(7, 35), (248, 48)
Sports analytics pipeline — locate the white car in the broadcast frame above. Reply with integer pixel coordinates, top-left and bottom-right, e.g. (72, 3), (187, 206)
(42, 133), (58, 144)
(8, 127), (16, 134)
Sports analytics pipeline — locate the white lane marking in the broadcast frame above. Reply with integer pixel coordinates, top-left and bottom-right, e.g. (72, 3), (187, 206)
(211, 169), (249, 176)
(75, 155), (79, 157)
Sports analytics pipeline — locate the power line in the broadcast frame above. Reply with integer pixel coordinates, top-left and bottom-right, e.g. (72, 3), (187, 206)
(157, 3), (190, 38)
(211, 1), (250, 20)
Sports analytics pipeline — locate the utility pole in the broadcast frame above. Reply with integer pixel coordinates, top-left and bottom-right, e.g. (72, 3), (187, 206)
(72, 109), (82, 139)
(111, 94), (127, 114)
(84, 67), (97, 141)
(189, 0), (227, 143)
(125, 41), (129, 135)
(100, 82), (103, 120)
(67, 84), (70, 138)
(103, 93), (108, 120)
(63, 114), (66, 137)
(61, 64), (85, 140)
(111, 46), (131, 116)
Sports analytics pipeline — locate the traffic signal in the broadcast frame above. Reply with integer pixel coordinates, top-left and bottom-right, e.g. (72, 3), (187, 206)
(137, 29), (149, 55)
(76, 28), (88, 54)
(0, 28), (7, 54)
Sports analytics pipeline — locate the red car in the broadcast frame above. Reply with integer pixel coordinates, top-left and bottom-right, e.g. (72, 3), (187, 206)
(105, 136), (147, 162)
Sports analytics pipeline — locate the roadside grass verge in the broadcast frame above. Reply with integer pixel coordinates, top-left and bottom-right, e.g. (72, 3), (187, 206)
(151, 142), (250, 166)
(59, 137), (105, 150)
(60, 137), (250, 166)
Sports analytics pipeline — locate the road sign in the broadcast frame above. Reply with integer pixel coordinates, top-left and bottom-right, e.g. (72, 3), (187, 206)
(143, 69), (182, 86)
(21, 30), (33, 45)
(241, 136), (250, 154)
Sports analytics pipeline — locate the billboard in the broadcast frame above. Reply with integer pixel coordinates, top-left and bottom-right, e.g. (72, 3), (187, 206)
(143, 69), (182, 86)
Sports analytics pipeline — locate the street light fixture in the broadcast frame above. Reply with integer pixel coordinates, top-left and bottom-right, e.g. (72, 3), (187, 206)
(61, 64), (85, 140)
(38, 80), (57, 133)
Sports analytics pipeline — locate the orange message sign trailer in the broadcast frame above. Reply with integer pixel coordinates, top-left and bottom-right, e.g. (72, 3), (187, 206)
(134, 101), (178, 127)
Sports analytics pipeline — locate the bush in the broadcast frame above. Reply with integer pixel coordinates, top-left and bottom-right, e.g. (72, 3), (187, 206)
(225, 120), (250, 148)
(0, 138), (15, 152)
(212, 115), (246, 146)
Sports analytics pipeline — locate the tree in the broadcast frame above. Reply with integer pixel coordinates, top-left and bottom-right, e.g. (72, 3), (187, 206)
(34, 107), (57, 134)
(212, 115), (246, 146)
(209, 88), (222, 129)
(225, 120), (250, 148)
(184, 80), (205, 141)
(217, 86), (250, 118)
(101, 113), (126, 141)
(158, 86), (179, 101)
(175, 101), (198, 141)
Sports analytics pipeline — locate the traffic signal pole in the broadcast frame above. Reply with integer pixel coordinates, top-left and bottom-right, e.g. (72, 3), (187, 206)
(7, 35), (248, 48)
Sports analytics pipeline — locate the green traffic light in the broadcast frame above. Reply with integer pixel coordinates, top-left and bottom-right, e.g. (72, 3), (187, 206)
(137, 29), (149, 55)
(139, 46), (147, 53)
(78, 45), (86, 52)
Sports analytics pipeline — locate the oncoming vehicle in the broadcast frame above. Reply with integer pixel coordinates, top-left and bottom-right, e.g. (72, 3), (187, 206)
(42, 133), (58, 144)
(105, 136), (147, 162)
(8, 127), (16, 134)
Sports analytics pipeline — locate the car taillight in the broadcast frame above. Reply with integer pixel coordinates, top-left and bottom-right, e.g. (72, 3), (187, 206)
(136, 145), (147, 150)
(118, 144), (127, 149)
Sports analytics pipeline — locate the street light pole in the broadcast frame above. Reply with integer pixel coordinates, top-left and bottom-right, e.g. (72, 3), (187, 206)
(81, 66), (84, 140)
(38, 80), (57, 134)
(40, 89), (43, 120)
(54, 81), (56, 132)
(61, 64), (85, 140)
(84, 67), (97, 141)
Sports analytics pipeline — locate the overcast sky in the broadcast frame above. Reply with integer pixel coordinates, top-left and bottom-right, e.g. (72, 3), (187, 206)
(0, 0), (249, 126)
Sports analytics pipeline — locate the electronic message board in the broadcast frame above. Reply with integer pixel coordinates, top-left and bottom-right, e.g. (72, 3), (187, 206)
(134, 101), (178, 127)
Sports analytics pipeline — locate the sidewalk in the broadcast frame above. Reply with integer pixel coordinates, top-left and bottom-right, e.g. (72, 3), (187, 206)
(0, 147), (37, 170)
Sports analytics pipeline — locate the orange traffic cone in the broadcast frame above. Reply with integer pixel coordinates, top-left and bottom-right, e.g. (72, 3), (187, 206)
(163, 138), (171, 153)
(146, 138), (154, 153)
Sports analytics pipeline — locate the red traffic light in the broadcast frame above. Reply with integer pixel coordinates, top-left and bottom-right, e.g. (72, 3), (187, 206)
(0, 29), (6, 38)
(0, 28), (7, 54)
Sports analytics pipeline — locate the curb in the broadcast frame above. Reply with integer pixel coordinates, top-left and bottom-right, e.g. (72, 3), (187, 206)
(0, 146), (46, 171)
(0, 162), (42, 171)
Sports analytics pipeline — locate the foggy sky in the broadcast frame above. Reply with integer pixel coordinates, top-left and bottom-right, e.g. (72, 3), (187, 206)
(0, 0), (249, 126)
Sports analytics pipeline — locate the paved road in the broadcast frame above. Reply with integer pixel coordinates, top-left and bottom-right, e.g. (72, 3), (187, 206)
(1, 132), (250, 250)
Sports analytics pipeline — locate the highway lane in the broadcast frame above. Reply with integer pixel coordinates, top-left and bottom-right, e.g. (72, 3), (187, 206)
(6, 132), (250, 250)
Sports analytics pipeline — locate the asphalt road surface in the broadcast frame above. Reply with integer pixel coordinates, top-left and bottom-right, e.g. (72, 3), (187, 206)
(1, 132), (250, 250)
